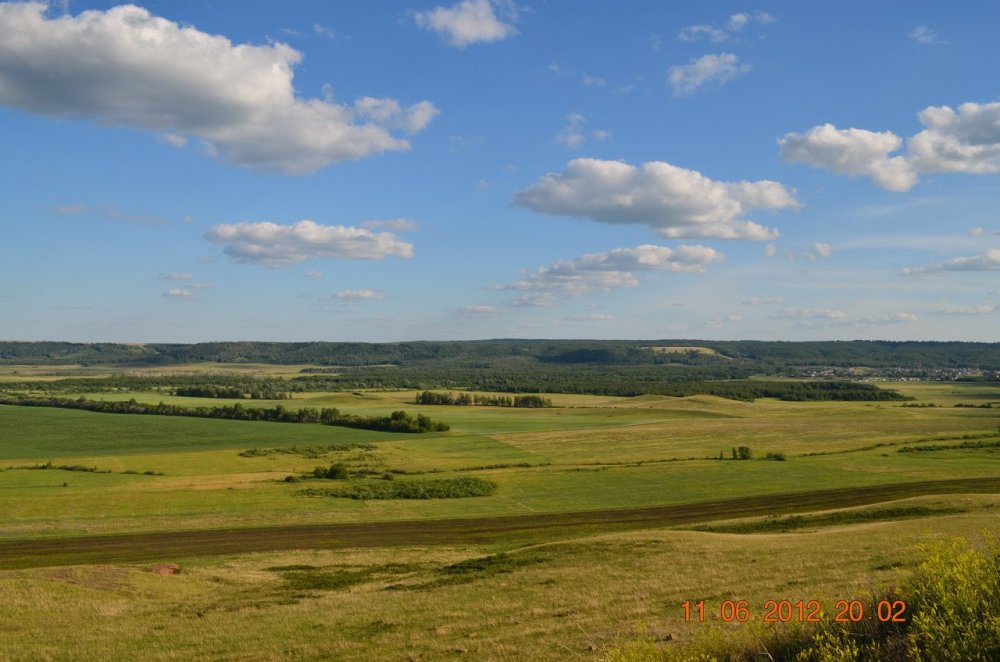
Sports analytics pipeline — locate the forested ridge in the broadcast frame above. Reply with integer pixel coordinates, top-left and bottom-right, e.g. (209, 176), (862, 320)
(1, 339), (998, 369)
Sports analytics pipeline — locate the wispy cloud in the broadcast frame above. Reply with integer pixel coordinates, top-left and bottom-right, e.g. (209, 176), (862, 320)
(668, 53), (750, 96)
(785, 242), (834, 261)
(456, 304), (502, 317)
(928, 304), (995, 315)
(771, 308), (919, 326)
(313, 23), (336, 40)
(491, 244), (724, 307)
(910, 26), (946, 45)
(361, 218), (419, 232)
(771, 307), (847, 321)
(742, 296), (783, 305)
(678, 11), (775, 43)
(162, 288), (196, 300)
(903, 249), (1000, 275)
(548, 62), (608, 89)
(54, 204), (170, 224)
(334, 289), (385, 301)
(555, 112), (612, 149)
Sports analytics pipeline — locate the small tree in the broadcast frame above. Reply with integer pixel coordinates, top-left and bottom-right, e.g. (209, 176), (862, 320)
(737, 446), (753, 460)
(324, 463), (349, 479)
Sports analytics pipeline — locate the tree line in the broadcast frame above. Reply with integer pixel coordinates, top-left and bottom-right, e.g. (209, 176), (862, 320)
(0, 395), (449, 433)
(0, 375), (291, 399)
(0, 369), (908, 402)
(414, 391), (552, 407)
(174, 385), (290, 399)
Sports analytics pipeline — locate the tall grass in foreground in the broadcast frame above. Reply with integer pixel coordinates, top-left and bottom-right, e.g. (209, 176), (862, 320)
(603, 536), (1000, 661)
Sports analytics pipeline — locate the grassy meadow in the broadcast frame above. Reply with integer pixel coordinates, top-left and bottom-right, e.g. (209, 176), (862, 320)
(0, 375), (998, 659)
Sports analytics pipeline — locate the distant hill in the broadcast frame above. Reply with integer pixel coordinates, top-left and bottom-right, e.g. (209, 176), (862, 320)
(1, 339), (997, 370)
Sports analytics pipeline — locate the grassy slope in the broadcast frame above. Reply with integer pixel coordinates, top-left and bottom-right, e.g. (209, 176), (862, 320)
(1, 385), (998, 538)
(1, 380), (999, 660)
(0, 496), (997, 661)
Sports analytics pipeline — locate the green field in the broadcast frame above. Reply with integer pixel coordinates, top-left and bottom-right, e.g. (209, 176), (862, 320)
(1, 379), (999, 659)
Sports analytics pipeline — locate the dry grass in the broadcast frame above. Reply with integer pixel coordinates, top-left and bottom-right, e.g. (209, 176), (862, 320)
(1, 498), (997, 660)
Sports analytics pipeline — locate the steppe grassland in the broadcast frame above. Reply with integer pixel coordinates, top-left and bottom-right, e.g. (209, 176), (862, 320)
(1, 383), (999, 538)
(0, 496), (997, 661)
(1, 379), (999, 659)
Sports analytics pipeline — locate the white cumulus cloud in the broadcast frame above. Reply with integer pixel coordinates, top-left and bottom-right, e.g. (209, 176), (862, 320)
(778, 124), (917, 191)
(0, 3), (436, 174)
(780, 102), (1000, 191)
(413, 0), (517, 47)
(668, 53), (750, 96)
(908, 102), (1000, 174)
(205, 220), (414, 267)
(513, 158), (797, 240)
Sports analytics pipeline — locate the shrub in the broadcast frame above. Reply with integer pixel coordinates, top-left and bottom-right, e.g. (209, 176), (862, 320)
(313, 463), (349, 479)
(907, 538), (1000, 660)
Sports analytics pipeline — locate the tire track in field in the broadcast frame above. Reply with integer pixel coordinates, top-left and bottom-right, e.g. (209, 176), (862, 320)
(1, 476), (998, 569)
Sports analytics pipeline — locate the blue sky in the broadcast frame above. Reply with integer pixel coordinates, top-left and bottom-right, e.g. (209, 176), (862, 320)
(1, 0), (998, 342)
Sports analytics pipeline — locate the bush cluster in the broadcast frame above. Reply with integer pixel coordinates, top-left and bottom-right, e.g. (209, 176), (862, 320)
(297, 476), (497, 500)
(415, 391), (552, 407)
